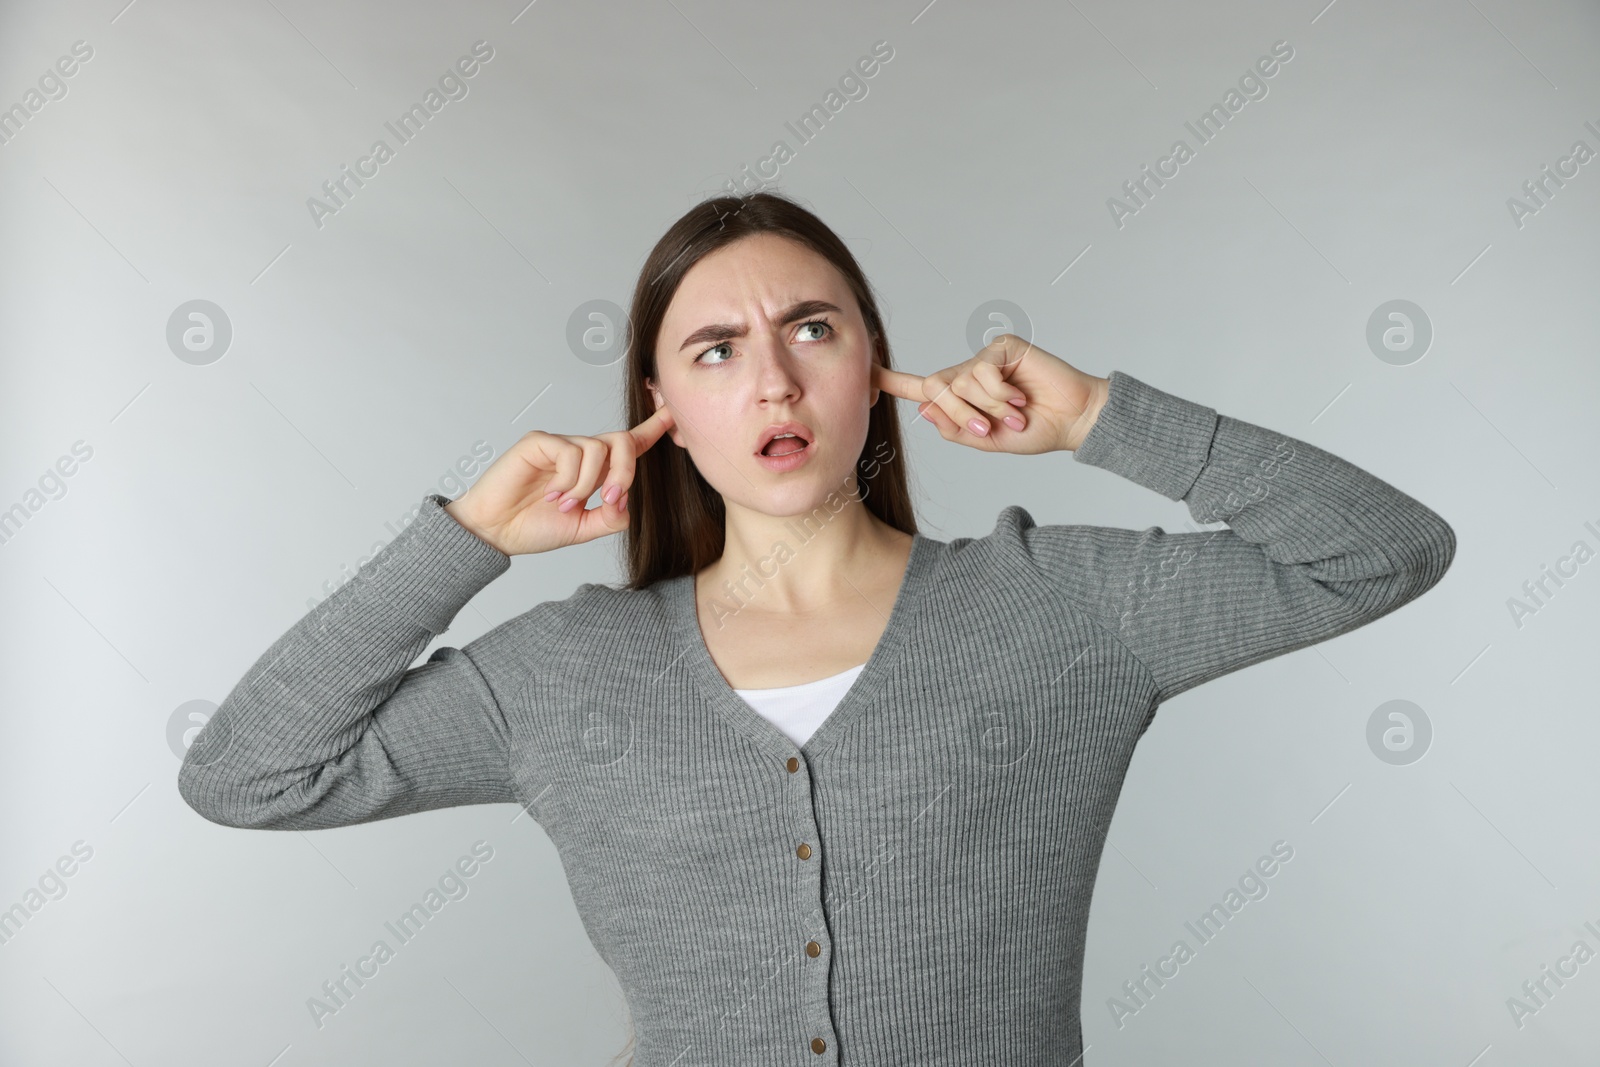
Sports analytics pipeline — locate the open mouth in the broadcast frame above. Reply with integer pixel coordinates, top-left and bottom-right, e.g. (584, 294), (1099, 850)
(760, 434), (809, 457)
(754, 421), (815, 461)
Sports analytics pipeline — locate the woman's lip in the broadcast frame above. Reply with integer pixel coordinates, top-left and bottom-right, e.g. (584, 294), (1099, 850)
(755, 434), (808, 455)
(755, 422), (815, 452)
(754, 439), (813, 472)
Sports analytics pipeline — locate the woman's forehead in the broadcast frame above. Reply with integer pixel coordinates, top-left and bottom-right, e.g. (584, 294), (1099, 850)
(680, 237), (837, 296)
(669, 247), (852, 327)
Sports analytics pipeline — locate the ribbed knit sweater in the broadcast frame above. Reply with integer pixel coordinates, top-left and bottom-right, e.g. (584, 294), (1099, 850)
(178, 370), (1456, 1065)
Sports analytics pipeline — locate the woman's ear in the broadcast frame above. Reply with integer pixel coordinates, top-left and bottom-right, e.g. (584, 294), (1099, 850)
(645, 378), (684, 447)
(868, 337), (883, 407)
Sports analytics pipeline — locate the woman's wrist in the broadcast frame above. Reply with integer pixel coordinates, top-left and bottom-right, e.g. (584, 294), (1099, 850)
(444, 497), (506, 555)
(1060, 375), (1112, 452)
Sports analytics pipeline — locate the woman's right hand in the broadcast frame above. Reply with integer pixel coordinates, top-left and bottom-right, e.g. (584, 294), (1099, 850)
(443, 406), (676, 556)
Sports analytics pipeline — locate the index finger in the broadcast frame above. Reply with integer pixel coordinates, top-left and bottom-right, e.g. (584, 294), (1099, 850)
(871, 363), (930, 402)
(628, 403), (676, 451)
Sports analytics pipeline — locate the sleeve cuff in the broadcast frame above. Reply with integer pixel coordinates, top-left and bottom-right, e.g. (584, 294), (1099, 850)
(341, 492), (512, 635)
(1071, 370), (1221, 501)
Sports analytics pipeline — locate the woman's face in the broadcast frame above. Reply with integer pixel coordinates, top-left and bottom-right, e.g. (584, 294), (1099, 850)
(648, 232), (881, 519)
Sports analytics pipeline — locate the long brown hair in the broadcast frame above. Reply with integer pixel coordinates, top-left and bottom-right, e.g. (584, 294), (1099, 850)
(620, 191), (918, 590)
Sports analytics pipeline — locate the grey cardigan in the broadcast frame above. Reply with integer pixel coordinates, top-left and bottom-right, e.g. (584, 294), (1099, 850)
(179, 370), (1456, 1065)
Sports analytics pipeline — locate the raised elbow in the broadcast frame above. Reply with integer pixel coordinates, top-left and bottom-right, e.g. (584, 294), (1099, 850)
(177, 758), (257, 829)
(177, 736), (290, 830)
(1404, 508), (1457, 598)
(1316, 507), (1457, 628)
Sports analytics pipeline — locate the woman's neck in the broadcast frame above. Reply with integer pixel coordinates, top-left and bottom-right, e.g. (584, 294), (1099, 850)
(697, 499), (913, 618)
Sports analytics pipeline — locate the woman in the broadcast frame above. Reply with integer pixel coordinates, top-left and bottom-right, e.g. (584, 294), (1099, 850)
(180, 191), (1456, 1065)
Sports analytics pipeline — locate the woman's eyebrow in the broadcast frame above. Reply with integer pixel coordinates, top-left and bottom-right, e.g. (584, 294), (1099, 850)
(677, 299), (843, 352)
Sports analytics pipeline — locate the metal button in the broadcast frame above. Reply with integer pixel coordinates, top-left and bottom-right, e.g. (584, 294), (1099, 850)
(810, 1037), (827, 1054)
(796, 842), (812, 860)
(787, 756), (800, 773)
(805, 940), (821, 958)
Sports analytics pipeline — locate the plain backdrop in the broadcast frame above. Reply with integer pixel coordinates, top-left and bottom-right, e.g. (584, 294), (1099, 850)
(2, 0), (1598, 1063)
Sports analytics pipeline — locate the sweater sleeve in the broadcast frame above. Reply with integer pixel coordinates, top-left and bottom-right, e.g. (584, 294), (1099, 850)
(177, 492), (540, 830)
(1016, 370), (1457, 706)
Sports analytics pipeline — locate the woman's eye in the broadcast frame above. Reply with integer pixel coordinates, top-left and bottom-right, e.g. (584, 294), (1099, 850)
(695, 322), (829, 365)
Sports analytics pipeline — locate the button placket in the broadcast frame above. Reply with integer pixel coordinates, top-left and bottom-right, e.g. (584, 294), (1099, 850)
(785, 753), (836, 1062)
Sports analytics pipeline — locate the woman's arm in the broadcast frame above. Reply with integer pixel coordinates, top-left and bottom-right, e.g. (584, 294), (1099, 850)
(1017, 370), (1456, 705)
(179, 414), (670, 830)
(177, 493), (550, 830)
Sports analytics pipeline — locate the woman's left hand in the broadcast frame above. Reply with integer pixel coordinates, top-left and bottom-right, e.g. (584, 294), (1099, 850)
(872, 334), (1110, 454)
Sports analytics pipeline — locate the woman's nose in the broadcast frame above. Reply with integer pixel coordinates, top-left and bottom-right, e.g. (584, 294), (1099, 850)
(752, 335), (802, 400)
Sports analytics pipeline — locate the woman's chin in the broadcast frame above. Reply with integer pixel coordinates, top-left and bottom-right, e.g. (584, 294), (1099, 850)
(727, 470), (861, 520)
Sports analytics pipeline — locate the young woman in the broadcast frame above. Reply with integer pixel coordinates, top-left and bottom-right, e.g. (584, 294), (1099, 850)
(180, 192), (1456, 1066)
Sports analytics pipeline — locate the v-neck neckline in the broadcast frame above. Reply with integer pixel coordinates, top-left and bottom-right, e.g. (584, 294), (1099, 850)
(666, 529), (943, 760)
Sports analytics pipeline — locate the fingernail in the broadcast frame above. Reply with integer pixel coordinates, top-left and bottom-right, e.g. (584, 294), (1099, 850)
(559, 497), (579, 513)
(603, 484), (619, 504)
(1004, 415), (1024, 431)
(968, 418), (989, 436)
(545, 490), (561, 502)
(1008, 396), (1027, 407)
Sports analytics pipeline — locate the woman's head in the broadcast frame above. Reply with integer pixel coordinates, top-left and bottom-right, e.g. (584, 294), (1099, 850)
(622, 192), (915, 589)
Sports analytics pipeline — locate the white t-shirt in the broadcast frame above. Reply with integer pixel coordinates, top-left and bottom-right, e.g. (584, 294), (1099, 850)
(733, 663), (868, 747)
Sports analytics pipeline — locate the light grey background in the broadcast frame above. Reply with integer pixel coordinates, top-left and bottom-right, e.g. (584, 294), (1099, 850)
(2, 0), (1597, 1063)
